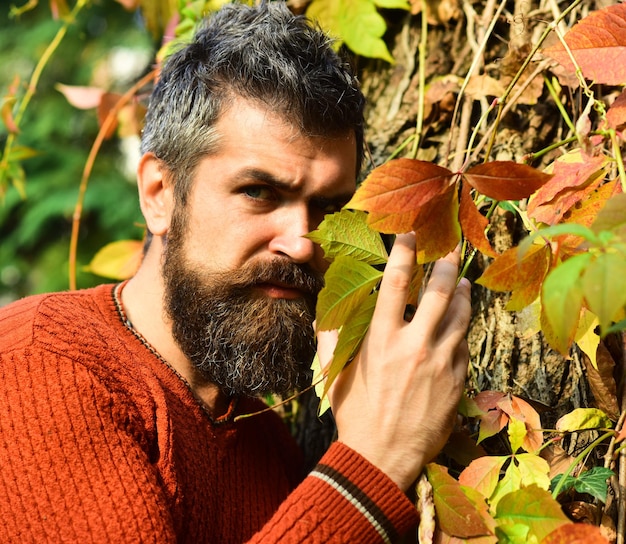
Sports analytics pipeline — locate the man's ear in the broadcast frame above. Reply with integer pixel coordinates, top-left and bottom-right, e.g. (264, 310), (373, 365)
(137, 153), (174, 237)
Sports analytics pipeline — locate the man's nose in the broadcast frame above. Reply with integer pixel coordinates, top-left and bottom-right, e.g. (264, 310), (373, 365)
(267, 206), (316, 264)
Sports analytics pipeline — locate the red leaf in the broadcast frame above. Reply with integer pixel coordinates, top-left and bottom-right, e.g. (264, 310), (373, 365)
(347, 158), (454, 215)
(528, 154), (608, 225)
(474, 391), (507, 412)
(459, 182), (496, 257)
(542, 523), (609, 544)
(542, 3), (626, 86)
(463, 161), (552, 201)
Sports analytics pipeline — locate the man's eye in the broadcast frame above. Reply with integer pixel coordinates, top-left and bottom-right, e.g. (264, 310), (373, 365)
(243, 186), (274, 200)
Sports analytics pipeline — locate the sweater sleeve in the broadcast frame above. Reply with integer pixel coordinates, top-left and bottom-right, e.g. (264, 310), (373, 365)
(0, 347), (177, 544)
(249, 442), (420, 543)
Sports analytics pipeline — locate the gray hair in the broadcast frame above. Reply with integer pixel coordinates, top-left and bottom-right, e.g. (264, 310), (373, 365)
(140, 1), (365, 207)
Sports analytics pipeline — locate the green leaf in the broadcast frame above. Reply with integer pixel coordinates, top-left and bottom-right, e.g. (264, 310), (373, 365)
(550, 467), (614, 503)
(306, 209), (388, 265)
(316, 256), (383, 330)
(490, 461), (521, 509)
(373, 0), (410, 8)
(306, 0), (397, 62)
(541, 253), (592, 354)
(591, 192), (626, 241)
(321, 292), (378, 400)
(555, 407), (613, 432)
(581, 250), (626, 333)
(495, 485), (569, 543)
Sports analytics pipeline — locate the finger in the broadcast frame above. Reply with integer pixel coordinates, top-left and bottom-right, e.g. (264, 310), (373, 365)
(316, 328), (339, 372)
(436, 277), (472, 348)
(410, 246), (462, 338)
(371, 233), (418, 328)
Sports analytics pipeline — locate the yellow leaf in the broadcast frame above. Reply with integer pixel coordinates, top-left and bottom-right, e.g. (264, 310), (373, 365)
(574, 308), (600, 369)
(85, 240), (143, 280)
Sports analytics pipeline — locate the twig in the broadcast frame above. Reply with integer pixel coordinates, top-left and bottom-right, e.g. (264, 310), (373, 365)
(68, 70), (157, 289)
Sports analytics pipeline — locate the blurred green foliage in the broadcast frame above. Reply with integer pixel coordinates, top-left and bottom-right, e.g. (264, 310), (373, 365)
(0, 1), (154, 304)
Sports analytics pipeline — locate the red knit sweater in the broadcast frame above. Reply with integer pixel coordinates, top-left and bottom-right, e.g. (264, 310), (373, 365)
(0, 284), (419, 542)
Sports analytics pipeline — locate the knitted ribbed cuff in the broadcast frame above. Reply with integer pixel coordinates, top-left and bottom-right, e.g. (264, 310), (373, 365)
(312, 442), (419, 542)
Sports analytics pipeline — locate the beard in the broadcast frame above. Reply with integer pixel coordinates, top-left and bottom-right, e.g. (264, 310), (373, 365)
(162, 216), (324, 398)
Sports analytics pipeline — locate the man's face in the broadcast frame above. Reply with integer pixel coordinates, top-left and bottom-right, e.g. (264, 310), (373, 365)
(162, 98), (357, 397)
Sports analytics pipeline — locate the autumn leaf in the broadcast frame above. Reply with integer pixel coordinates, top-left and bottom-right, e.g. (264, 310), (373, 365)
(556, 407), (613, 433)
(575, 309), (601, 369)
(494, 485), (569, 543)
(315, 256), (382, 330)
(459, 456), (508, 500)
(607, 88), (626, 130)
(497, 395), (543, 453)
(306, 209), (388, 265)
(542, 3), (626, 86)
(541, 253), (592, 355)
(84, 239), (143, 280)
(411, 184), (461, 263)
(462, 161), (552, 202)
(489, 461), (522, 510)
(541, 523), (610, 544)
(528, 153), (608, 225)
(347, 158), (455, 223)
(582, 341), (620, 421)
(558, 179), (622, 259)
(426, 463), (491, 538)
(55, 84), (105, 109)
(516, 454), (551, 492)
(476, 243), (551, 312)
(459, 182), (496, 257)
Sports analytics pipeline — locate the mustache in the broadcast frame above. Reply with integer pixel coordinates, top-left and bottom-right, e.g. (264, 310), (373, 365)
(221, 259), (325, 297)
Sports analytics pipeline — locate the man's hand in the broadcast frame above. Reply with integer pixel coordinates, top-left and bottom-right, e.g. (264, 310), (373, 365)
(319, 233), (471, 491)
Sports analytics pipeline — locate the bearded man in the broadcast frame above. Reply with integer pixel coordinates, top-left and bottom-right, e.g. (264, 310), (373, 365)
(0, 2), (471, 542)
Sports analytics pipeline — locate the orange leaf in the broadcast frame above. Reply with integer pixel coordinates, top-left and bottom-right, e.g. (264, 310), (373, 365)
(459, 182), (496, 257)
(463, 161), (552, 201)
(476, 244), (551, 311)
(528, 154), (608, 225)
(542, 3), (626, 86)
(541, 523), (609, 544)
(458, 456), (507, 500)
(426, 463), (491, 539)
(347, 158), (454, 221)
(497, 395), (543, 453)
(557, 179), (622, 258)
(607, 89), (626, 130)
(411, 184), (461, 263)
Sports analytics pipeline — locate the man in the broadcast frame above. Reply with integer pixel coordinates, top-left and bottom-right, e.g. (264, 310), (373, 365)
(0, 2), (471, 542)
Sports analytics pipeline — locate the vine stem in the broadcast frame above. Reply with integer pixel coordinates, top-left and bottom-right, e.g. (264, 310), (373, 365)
(68, 69), (157, 290)
(1, 0), (89, 195)
(409, 0), (428, 159)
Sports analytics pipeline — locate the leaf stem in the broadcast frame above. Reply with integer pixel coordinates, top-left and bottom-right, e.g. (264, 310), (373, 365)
(609, 129), (626, 192)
